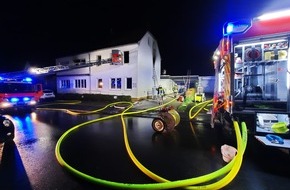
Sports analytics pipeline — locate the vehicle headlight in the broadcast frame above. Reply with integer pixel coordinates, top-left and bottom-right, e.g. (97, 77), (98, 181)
(3, 119), (12, 127)
(0, 101), (12, 108)
(28, 100), (37, 105)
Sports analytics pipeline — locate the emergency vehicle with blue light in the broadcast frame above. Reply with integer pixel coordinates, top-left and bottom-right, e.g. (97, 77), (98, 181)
(211, 9), (290, 136)
(0, 76), (43, 113)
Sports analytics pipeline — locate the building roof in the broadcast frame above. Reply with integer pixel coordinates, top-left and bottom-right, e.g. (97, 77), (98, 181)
(0, 29), (155, 78)
(96, 29), (155, 49)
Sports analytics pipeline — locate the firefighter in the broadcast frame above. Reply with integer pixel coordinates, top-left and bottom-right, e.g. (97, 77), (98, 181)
(172, 84), (178, 98)
(157, 85), (165, 105)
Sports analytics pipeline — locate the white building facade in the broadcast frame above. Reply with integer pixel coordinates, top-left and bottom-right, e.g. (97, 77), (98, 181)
(55, 31), (161, 100)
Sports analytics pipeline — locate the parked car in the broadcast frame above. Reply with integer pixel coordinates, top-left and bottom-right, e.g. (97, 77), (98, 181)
(40, 89), (56, 101)
(0, 115), (15, 143)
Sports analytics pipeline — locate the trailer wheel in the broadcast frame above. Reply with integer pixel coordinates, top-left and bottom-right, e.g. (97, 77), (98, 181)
(152, 118), (166, 133)
(0, 117), (15, 143)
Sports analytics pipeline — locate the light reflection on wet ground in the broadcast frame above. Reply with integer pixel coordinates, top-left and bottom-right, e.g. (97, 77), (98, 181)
(0, 109), (290, 189)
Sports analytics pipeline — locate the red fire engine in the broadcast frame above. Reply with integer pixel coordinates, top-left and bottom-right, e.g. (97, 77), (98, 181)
(0, 76), (43, 113)
(212, 9), (290, 134)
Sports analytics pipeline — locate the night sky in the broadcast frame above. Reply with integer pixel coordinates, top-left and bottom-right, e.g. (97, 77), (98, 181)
(1, 0), (290, 76)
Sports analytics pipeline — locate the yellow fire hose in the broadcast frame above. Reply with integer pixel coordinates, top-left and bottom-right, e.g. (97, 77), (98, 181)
(188, 99), (213, 120)
(54, 99), (247, 189)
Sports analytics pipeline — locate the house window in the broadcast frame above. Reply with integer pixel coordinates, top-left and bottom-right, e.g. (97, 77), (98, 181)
(75, 79), (87, 88)
(97, 55), (101, 64)
(117, 78), (121, 89)
(60, 80), (70, 89)
(97, 79), (103, 88)
(124, 51), (129, 63)
(111, 78), (121, 89)
(126, 77), (132, 89)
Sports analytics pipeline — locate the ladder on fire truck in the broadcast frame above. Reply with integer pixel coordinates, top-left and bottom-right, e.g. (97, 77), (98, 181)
(183, 70), (191, 92)
(30, 65), (70, 74)
(30, 58), (115, 74)
(1, 59), (115, 78)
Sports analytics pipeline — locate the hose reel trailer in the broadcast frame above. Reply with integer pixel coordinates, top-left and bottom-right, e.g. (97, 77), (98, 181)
(152, 107), (180, 133)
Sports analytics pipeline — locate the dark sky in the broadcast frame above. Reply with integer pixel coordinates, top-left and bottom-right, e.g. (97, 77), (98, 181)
(0, 0), (289, 76)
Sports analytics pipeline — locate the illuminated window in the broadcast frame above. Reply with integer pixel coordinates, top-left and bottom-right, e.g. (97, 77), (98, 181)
(97, 79), (103, 88)
(126, 77), (132, 89)
(60, 80), (70, 89)
(75, 79), (87, 88)
(111, 78), (121, 89)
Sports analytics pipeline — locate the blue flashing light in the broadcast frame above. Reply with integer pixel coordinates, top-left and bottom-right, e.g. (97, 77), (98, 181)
(223, 19), (252, 36)
(0, 77), (3, 81)
(23, 97), (31, 101)
(226, 23), (234, 35)
(23, 77), (33, 82)
(11, 97), (19, 103)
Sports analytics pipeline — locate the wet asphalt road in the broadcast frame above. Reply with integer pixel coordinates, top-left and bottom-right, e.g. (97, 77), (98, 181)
(0, 110), (98, 190)
(0, 102), (290, 190)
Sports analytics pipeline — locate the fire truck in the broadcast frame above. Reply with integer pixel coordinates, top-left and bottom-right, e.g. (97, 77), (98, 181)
(212, 9), (290, 134)
(0, 76), (43, 113)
